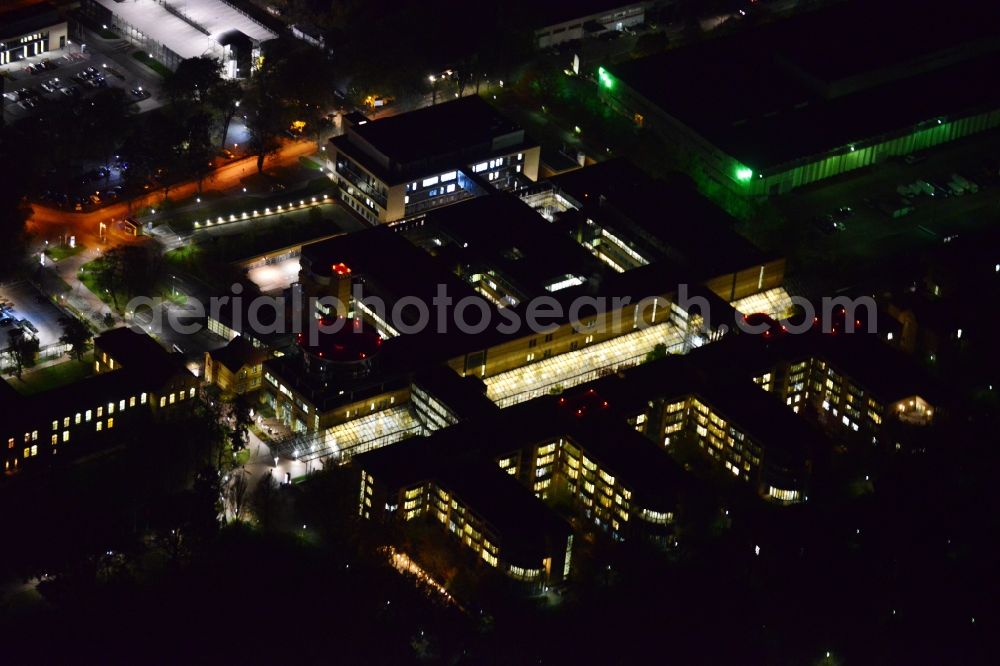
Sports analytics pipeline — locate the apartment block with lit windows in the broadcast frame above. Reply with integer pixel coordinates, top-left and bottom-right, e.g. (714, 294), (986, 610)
(326, 96), (540, 223)
(747, 334), (942, 450)
(2, 328), (197, 476)
(356, 428), (573, 592)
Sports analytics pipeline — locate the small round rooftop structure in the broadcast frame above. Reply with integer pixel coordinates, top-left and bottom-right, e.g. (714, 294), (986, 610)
(297, 318), (381, 381)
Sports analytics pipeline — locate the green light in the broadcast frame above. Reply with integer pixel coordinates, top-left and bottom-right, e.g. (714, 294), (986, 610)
(598, 66), (614, 90)
(736, 167), (753, 182)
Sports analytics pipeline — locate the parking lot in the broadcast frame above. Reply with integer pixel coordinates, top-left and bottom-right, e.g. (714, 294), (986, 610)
(0, 282), (70, 348)
(744, 128), (1000, 294)
(1, 45), (160, 125)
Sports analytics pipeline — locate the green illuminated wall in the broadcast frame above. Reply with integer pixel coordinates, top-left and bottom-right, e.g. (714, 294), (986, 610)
(751, 110), (1000, 196)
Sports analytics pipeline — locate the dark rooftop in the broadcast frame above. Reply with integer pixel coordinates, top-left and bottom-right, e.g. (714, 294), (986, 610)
(414, 193), (608, 300)
(350, 96), (518, 163)
(551, 160), (774, 279)
(0, 2), (62, 40)
(95, 327), (176, 371)
(208, 336), (267, 374)
(606, 0), (1000, 170)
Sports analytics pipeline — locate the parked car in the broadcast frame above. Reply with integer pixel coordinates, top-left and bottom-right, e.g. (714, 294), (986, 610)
(951, 173), (978, 194)
(833, 206), (854, 220)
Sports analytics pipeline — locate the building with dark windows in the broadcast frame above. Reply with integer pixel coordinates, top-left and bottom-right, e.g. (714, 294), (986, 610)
(0, 2), (68, 66)
(596, 0), (1000, 195)
(326, 96), (541, 223)
(2, 328), (197, 476)
(83, 0), (276, 77)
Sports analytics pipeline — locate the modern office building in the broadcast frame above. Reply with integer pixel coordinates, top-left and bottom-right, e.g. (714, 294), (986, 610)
(83, 0), (277, 77)
(533, 0), (651, 49)
(326, 96), (541, 223)
(0, 2), (68, 65)
(596, 0), (1000, 195)
(2, 328), (198, 475)
(265, 162), (786, 440)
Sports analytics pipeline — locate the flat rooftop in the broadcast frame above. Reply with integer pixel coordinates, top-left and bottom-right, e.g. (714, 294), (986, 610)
(0, 2), (63, 40)
(351, 97), (518, 162)
(414, 193), (608, 300)
(607, 0), (1000, 171)
(551, 160), (773, 279)
(93, 0), (276, 60)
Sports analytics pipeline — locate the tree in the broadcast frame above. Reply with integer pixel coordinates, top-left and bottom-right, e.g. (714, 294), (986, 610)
(0, 129), (30, 280)
(208, 79), (243, 151)
(6, 328), (38, 379)
(251, 472), (280, 530)
(58, 316), (92, 361)
(645, 343), (669, 363)
(164, 56), (224, 110)
(229, 392), (254, 453)
(226, 469), (251, 520)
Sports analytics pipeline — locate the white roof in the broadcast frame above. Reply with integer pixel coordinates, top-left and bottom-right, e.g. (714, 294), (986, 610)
(95, 0), (276, 60)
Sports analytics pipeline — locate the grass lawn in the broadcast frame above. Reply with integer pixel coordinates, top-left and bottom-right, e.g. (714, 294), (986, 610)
(45, 244), (84, 262)
(163, 178), (334, 233)
(79, 259), (118, 308)
(298, 156), (323, 170)
(235, 448), (252, 466)
(12, 354), (95, 396)
(132, 51), (171, 78)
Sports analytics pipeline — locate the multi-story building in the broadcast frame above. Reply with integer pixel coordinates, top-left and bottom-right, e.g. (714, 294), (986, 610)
(357, 425), (573, 592)
(749, 333), (941, 451)
(2, 328), (198, 475)
(0, 2), (68, 65)
(204, 336), (269, 397)
(533, 0), (651, 49)
(83, 0), (276, 77)
(596, 1), (1000, 195)
(326, 96), (541, 223)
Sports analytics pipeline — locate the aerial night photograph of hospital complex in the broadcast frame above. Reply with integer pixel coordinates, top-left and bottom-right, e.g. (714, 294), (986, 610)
(0, 0), (996, 663)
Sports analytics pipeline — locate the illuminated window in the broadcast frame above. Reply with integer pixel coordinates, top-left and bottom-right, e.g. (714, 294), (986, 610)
(63, 417), (70, 428)
(119, 400), (125, 411)
(97, 406), (103, 417)
(86, 410), (92, 422)
(141, 392), (148, 404)
(96, 422), (103, 432)
(108, 403), (115, 415)
(62, 431), (69, 443)
(130, 396), (136, 407)
(160, 397), (166, 408)
(169, 393), (176, 405)
(189, 388), (195, 398)
(6, 438), (12, 449)
(50, 435), (57, 445)
(75, 413), (82, 425)
(108, 418), (114, 429)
